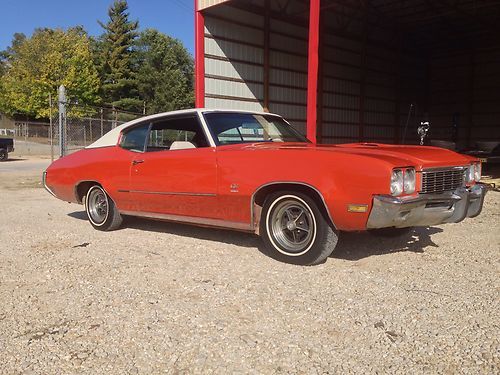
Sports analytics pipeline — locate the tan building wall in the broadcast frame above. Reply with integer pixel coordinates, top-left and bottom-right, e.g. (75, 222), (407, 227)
(0, 113), (15, 129)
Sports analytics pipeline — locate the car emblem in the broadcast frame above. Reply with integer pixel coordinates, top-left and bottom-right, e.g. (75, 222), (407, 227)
(230, 183), (239, 193)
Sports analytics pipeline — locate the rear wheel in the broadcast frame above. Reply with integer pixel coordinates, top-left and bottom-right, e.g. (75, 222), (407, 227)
(0, 149), (7, 161)
(84, 185), (122, 231)
(260, 191), (338, 265)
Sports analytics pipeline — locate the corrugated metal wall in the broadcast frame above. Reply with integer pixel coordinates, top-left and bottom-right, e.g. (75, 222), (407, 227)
(198, 0), (231, 11)
(429, 47), (500, 148)
(204, 1), (500, 147)
(319, 12), (426, 144)
(202, 1), (428, 143)
(320, 31), (362, 143)
(267, 16), (308, 134)
(204, 5), (265, 112)
(203, 2), (309, 133)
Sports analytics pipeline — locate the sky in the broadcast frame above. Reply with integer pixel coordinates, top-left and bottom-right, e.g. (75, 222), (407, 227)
(0, 0), (195, 54)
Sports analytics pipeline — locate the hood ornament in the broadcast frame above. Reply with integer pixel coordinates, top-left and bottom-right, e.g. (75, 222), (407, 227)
(418, 121), (430, 145)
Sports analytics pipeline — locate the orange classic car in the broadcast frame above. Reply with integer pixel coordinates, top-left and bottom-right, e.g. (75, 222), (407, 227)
(43, 109), (487, 265)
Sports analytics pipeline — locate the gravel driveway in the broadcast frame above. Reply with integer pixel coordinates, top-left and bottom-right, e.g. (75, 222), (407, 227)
(0, 159), (499, 373)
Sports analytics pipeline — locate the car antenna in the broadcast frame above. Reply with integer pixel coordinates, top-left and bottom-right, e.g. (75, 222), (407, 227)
(402, 103), (414, 144)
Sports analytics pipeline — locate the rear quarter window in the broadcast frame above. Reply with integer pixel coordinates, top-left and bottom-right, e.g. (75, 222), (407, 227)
(120, 124), (150, 152)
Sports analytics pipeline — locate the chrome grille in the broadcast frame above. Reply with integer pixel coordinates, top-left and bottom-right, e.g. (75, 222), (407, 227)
(421, 167), (465, 194)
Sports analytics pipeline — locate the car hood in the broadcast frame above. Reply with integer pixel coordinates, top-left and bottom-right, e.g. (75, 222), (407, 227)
(222, 142), (475, 169)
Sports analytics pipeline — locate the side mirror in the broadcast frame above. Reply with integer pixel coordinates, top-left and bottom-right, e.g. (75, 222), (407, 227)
(418, 121), (430, 145)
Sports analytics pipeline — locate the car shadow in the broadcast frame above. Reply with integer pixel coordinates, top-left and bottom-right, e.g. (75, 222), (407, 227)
(331, 226), (443, 261)
(1, 158), (26, 162)
(68, 211), (261, 248)
(126, 216), (262, 248)
(67, 211), (443, 261)
(68, 211), (88, 220)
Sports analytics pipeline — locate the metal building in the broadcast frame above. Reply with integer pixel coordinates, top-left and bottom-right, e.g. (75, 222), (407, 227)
(195, 0), (500, 148)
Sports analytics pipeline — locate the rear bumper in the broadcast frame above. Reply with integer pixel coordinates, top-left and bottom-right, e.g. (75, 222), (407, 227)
(42, 171), (57, 197)
(367, 183), (487, 229)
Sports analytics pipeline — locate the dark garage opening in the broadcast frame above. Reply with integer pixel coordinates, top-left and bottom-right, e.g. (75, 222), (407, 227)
(196, 0), (500, 152)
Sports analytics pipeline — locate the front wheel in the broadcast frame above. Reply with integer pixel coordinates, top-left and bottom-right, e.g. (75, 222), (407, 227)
(84, 185), (122, 231)
(260, 192), (339, 265)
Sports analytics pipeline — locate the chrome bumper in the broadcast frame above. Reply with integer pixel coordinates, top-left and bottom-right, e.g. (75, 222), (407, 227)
(42, 171), (57, 197)
(367, 183), (487, 229)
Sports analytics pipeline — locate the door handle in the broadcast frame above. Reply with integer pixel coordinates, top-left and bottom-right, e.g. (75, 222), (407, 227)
(132, 159), (144, 165)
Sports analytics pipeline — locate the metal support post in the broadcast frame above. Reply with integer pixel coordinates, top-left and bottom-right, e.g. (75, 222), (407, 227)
(306, 0), (320, 144)
(58, 85), (67, 157)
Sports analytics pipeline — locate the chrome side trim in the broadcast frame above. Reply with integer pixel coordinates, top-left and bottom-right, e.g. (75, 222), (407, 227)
(118, 190), (216, 197)
(250, 181), (337, 230)
(42, 171), (57, 197)
(120, 210), (253, 232)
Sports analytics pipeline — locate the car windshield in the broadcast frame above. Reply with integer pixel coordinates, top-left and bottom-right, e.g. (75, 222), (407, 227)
(203, 112), (309, 145)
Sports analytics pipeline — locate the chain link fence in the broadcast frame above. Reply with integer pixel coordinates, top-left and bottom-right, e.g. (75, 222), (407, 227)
(12, 103), (142, 159)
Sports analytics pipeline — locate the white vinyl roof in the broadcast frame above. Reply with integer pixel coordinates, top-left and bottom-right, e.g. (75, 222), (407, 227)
(85, 108), (280, 149)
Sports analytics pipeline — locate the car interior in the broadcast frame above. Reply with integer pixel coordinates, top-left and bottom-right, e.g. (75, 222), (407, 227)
(120, 116), (209, 152)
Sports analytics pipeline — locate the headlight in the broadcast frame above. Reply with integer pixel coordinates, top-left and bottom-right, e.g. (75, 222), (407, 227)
(474, 163), (481, 182)
(403, 168), (416, 194)
(391, 169), (404, 196)
(465, 165), (474, 184)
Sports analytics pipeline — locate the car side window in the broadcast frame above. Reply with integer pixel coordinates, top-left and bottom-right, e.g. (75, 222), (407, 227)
(120, 123), (150, 152)
(204, 113), (308, 145)
(219, 123), (266, 144)
(146, 116), (209, 152)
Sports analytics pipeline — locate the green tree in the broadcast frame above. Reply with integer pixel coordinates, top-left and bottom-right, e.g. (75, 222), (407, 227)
(135, 29), (194, 114)
(4, 33), (27, 59)
(98, 0), (141, 111)
(2, 33), (26, 74)
(0, 51), (7, 77)
(0, 28), (100, 118)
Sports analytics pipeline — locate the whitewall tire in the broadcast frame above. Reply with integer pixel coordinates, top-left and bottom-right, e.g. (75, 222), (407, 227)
(260, 191), (339, 265)
(84, 185), (122, 231)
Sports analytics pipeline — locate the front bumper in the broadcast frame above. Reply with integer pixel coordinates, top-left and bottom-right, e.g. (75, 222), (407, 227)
(367, 183), (487, 229)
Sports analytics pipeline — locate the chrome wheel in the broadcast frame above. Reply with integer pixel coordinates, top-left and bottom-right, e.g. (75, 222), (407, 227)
(268, 196), (316, 255)
(87, 187), (109, 225)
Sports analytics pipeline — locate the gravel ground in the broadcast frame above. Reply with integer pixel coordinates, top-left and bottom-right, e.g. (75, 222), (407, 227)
(0, 158), (499, 374)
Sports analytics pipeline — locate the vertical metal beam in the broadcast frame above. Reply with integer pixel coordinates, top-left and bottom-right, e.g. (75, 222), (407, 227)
(359, 7), (368, 143)
(263, 0), (271, 112)
(195, 0), (205, 108)
(317, 11), (325, 143)
(306, 0), (320, 143)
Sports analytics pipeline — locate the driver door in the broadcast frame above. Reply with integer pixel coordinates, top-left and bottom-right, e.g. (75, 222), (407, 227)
(126, 114), (218, 219)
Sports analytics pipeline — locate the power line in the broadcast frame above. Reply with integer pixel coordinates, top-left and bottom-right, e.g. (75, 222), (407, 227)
(172, 0), (194, 14)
